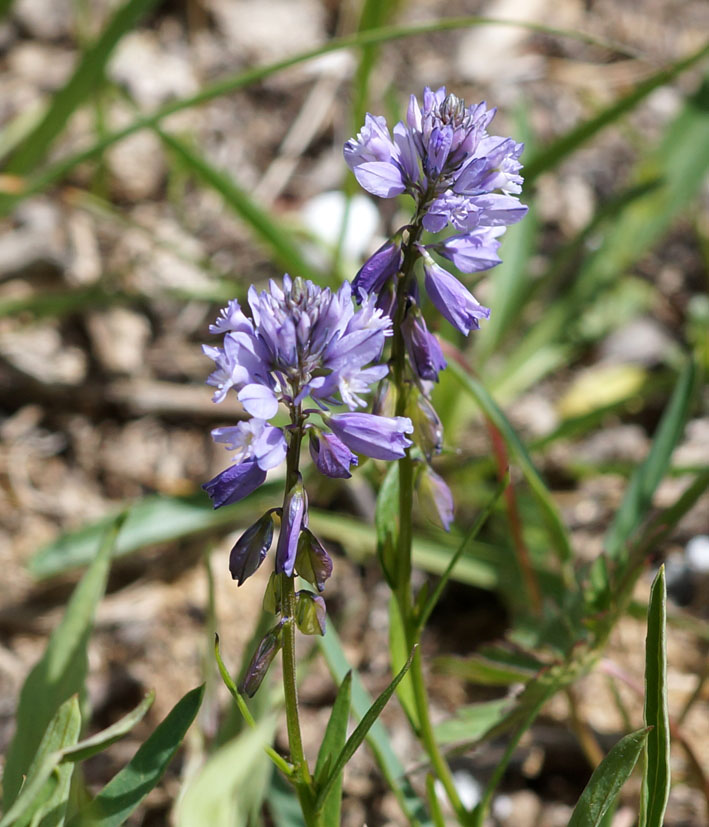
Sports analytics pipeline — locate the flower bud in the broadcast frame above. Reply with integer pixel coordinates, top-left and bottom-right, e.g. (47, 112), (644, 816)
(229, 510), (276, 585)
(239, 622), (283, 697)
(295, 590), (326, 636)
(417, 464), (454, 531)
(275, 475), (307, 577)
(296, 529), (333, 592)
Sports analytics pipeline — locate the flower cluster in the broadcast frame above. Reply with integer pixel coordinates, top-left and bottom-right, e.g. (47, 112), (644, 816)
(345, 86), (527, 357)
(345, 88), (527, 530)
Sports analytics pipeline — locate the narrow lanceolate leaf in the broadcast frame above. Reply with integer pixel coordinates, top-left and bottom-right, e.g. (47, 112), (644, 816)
(314, 647), (417, 814)
(157, 129), (313, 279)
(641, 567), (670, 827)
(605, 360), (696, 565)
(4, 0), (160, 174)
(314, 671), (352, 826)
(2, 517), (121, 810)
(176, 717), (276, 827)
(388, 595), (419, 730)
(318, 627), (432, 826)
(448, 360), (573, 566)
(67, 684), (205, 827)
(568, 728), (650, 827)
(0, 696), (81, 827)
(61, 691), (155, 763)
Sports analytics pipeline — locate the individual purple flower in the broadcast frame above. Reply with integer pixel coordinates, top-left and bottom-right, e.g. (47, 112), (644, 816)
(275, 476), (307, 577)
(420, 252), (490, 335)
(327, 412), (413, 461)
(203, 461), (266, 509)
(309, 429), (358, 478)
(435, 228), (504, 274)
(402, 311), (446, 382)
(344, 114), (407, 198)
(212, 420), (287, 471)
(353, 239), (402, 295)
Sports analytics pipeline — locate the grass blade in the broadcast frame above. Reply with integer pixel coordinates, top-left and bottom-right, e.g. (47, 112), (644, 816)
(0, 696), (81, 827)
(313, 671), (352, 825)
(641, 566), (671, 827)
(448, 360), (573, 567)
(4, 0), (160, 174)
(61, 692), (154, 763)
(157, 129), (314, 279)
(605, 360), (696, 565)
(67, 684), (205, 827)
(318, 627), (431, 826)
(2, 517), (121, 809)
(524, 41), (709, 181)
(568, 728), (650, 827)
(314, 647), (417, 814)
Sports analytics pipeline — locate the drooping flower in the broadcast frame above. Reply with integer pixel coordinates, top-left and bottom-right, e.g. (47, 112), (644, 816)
(402, 310), (446, 382)
(421, 251), (490, 336)
(309, 429), (358, 479)
(327, 412), (413, 461)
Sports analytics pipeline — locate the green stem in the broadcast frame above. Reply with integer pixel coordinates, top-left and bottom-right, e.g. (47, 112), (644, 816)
(389, 206), (470, 824)
(279, 407), (321, 825)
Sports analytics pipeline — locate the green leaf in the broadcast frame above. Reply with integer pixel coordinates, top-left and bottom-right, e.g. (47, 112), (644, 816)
(448, 361), (573, 567)
(29, 487), (279, 579)
(641, 566), (670, 827)
(0, 696), (81, 827)
(4, 0), (161, 174)
(313, 672), (352, 826)
(314, 647), (416, 814)
(434, 699), (512, 746)
(61, 691), (155, 763)
(605, 360), (696, 564)
(157, 129), (313, 279)
(3, 517), (120, 809)
(317, 626), (431, 826)
(568, 728), (650, 827)
(67, 684), (205, 827)
(388, 595), (419, 730)
(375, 462), (399, 585)
(434, 651), (540, 686)
(176, 717), (276, 827)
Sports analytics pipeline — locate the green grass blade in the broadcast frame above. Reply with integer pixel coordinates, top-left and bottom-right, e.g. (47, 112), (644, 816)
(0, 17), (654, 216)
(67, 684), (205, 827)
(388, 594), (419, 729)
(568, 728), (650, 827)
(448, 360), (573, 566)
(0, 696), (81, 827)
(314, 647), (416, 814)
(3, 517), (121, 809)
(433, 699), (512, 746)
(61, 692), (154, 763)
(641, 566), (670, 827)
(605, 360), (696, 564)
(157, 129), (314, 279)
(318, 626), (431, 826)
(524, 41), (709, 182)
(4, 0), (160, 174)
(313, 671), (352, 826)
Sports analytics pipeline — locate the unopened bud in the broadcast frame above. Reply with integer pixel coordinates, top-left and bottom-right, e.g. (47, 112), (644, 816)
(295, 529), (333, 592)
(295, 590), (326, 636)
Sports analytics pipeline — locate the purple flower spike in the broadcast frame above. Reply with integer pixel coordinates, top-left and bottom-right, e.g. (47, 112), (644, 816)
(328, 412), (413, 460)
(229, 511), (275, 585)
(402, 311), (447, 382)
(203, 461), (266, 509)
(421, 254), (490, 336)
(276, 476), (307, 577)
(309, 429), (358, 479)
(353, 240), (402, 296)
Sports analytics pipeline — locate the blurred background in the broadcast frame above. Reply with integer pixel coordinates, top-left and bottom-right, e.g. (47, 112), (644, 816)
(0, 0), (708, 824)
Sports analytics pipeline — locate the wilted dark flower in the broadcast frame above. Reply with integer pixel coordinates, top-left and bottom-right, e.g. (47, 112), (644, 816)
(229, 510), (276, 585)
(240, 622), (283, 697)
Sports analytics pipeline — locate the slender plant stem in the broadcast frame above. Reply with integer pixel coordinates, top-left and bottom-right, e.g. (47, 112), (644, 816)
(279, 407), (320, 824)
(389, 208), (470, 824)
